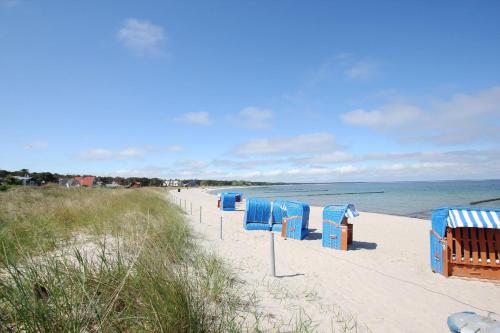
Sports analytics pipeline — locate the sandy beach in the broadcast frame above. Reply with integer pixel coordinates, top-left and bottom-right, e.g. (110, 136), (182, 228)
(169, 188), (500, 332)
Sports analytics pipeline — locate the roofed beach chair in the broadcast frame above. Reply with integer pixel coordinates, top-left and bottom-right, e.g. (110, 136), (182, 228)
(271, 200), (310, 240)
(430, 207), (500, 280)
(244, 198), (272, 231)
(322, 204), (359, 251)
(220, 192), (236, 211)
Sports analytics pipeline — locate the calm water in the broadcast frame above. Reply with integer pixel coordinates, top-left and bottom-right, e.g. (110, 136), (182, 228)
(211, 180), (500, 219)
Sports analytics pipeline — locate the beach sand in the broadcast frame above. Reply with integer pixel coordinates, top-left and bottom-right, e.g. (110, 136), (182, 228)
(170, 188), (500, 332)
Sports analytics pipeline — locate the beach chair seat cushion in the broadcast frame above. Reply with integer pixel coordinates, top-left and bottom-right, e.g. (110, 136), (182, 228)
(244, 198), (272, 231)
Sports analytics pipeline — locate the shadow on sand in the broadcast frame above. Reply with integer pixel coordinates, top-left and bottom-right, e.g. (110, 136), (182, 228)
(302, 228), (321, 240)
(276, 273), (305, 279)
(349, 241), (378, 250)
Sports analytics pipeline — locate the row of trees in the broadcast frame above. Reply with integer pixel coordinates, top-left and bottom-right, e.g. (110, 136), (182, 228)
(0, 169), (282, 188)
(196, 179), (283, 187)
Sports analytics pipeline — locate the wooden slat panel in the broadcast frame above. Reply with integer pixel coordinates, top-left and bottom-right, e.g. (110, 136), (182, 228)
(455, 228), (462, 263)
(486, 229), (496, 265)
(495, 230), (500, 265)
(447, 229), (455, 263)
(470, 228), (479, 265)
(478, 229), (488, 266)
(462, 228), (471, 263)
(449, 264), (500, 280)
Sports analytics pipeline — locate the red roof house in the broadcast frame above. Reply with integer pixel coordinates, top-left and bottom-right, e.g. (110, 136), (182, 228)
(74, 176), (95, 187)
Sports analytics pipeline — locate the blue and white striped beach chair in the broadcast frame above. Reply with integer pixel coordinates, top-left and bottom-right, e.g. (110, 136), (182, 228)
(430, 207), (500, 280)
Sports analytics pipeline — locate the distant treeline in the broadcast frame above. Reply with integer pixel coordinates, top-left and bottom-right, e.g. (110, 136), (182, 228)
(0, 169), (282, 188)
(195, 179), (283, 187)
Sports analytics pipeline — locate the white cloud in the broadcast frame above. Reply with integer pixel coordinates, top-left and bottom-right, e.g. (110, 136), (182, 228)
(173, 158), (208, 170)
(23, 140), (48, 150)
(118, 147), (144, 158)
(291, 151), (355, 164)
(100, 147), (500, 181)
(165, 145), (184, 153)
(236, 107), (274, 129)
(78, 145), (182, 160)
(345, 61), (377, 80)
(341, 86), (500, 145)
(174, 111), (212, 125)
(79, 148), (115, 160)
(341, 104), (422, 127)
(117, 18), (165, 56)
(232, 132), (338, 156)
(78, 147), (144, 160)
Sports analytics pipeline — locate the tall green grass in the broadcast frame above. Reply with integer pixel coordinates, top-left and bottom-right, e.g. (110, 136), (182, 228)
(0, 186), (245, 332)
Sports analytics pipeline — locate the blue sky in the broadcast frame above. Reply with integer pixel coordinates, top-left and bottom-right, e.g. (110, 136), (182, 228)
(1, 0), (499, 181)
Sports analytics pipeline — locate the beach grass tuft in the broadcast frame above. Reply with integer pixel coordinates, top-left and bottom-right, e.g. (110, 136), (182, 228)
(0, 186), (244, 332)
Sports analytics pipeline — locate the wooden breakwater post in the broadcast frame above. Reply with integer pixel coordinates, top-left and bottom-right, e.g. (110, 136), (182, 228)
(184, 199), (186, 211)
(470, 197), (500, 205)
(199, 206), (202, 223)
(190, 202), (192, 215)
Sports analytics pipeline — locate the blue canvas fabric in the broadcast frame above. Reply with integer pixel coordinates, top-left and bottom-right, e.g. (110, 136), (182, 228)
(244, 198), (271, 231)
(446, 207), (500, 229)
(271, 200), (310, 240)
(322, 204), (358, 250)
(431, 208), (450, 238)
(447, 311), (500, 333)
(271, 224), (283, 232)
(271, 200), (288, 224)
(220, 192), (236, 211)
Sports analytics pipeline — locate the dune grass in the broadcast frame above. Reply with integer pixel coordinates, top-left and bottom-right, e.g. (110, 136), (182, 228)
(0, 186), (245, 332)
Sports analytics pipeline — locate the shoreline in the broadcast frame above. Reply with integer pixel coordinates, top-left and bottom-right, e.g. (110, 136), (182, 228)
(203, 186), (433, 220)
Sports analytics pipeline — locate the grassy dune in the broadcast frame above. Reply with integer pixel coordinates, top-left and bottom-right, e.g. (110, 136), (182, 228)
(0, 186), (244, 332)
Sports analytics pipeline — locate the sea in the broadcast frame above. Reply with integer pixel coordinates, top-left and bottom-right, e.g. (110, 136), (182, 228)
(211, 180), (500, 219)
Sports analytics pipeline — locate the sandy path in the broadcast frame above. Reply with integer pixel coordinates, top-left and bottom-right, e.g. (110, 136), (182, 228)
(169, 188), (500, 332)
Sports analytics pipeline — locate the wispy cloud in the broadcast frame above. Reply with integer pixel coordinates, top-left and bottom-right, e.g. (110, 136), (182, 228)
(283, 54), (379, 103)
(117, 18), (165, 56)
(0, 0), (21, 8)
(341, 104), (422, 127)
(78, 145), (182, 160)
(341, 86), (500, 145)
(233, 107), (274, 129)
(101, 146), (500, 181)
(345, 61), (377, 80)
(174, 111), (212, 125)
(23, 140), (48, 150)
(232, 132), (339, 156)
(165, 145), (184, 153)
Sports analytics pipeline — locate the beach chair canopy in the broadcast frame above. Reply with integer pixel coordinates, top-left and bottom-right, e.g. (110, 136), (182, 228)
(245, 198), (272, 224)
(345, 204), (359, 218)
(272, 200), (309, 224)
(323, 204), (359, 223)
(432, 207), (500, 237)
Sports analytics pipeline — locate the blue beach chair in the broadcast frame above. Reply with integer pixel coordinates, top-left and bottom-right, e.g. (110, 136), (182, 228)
(322, 204), (359, 250)
(243, 198), (272, 231)
(272, 200), (310, 240)
(220, 192), (236, 211)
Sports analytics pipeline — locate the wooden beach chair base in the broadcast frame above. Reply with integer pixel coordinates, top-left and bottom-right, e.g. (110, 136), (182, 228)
(442, 228), (500, 281)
